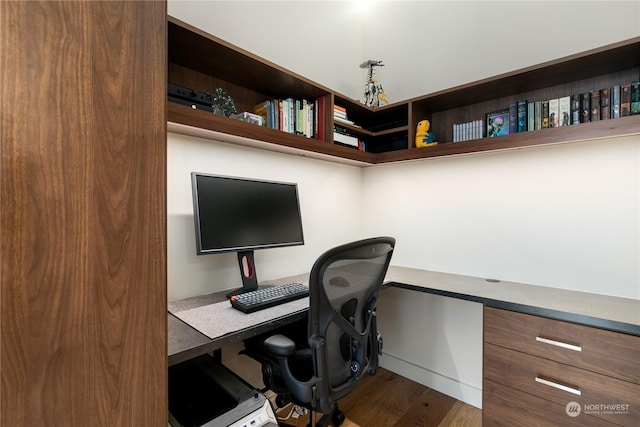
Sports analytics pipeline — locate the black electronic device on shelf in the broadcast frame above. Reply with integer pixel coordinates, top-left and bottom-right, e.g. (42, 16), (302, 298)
(168, 83), (214, 112)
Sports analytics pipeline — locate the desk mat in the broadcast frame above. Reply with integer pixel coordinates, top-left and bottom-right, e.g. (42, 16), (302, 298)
(170, 297), (309, 340)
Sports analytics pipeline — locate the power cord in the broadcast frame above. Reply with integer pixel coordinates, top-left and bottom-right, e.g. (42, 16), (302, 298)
(277, 404), (308, 421)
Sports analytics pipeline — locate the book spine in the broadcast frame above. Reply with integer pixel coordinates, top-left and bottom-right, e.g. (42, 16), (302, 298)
(621, 83), (631, 116)
(570, 94), (580, 124)
(580, 92), (590, 123)
(527, 102), (535, 131)
(558, 96), (570, 126)
(590, 91), (600, 121)
(548, 98), (559, 128)
(289, 98), (295, 133)
(509, 102), (518, 133)
(534, 101), (542, 130)
(631, 81), (640, 115)
(541, 101), (549, 128)
(611, 85), (621, 119)
(600, 88), (610, 120)
(517, 100), (527, 132)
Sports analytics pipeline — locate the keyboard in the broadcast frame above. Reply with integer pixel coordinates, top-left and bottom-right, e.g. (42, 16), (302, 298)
(229, 282), (309, 313)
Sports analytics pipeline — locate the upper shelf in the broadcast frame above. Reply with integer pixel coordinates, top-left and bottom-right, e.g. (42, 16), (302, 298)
(409, 37), (640, 112)
(167, 16), (640, 166)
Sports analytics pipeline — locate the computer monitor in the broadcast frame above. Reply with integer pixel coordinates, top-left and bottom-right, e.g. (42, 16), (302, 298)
(191, 172), (304, 297)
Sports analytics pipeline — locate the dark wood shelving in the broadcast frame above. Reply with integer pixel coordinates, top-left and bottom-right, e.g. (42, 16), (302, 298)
(167, 15), (640, 166)
(375, 115), (640, 163)
(168, 103), (376, 165)
(168, 17), (330, 101)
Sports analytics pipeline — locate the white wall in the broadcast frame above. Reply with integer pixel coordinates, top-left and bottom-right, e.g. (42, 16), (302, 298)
(363, 136), (640, 299)
(167, 0), (640, 410)
(365, 136), (639, 407)
(167, 133), (365, 301)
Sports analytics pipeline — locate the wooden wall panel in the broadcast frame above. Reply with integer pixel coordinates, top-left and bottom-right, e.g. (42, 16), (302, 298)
(1, 1), (167, 425)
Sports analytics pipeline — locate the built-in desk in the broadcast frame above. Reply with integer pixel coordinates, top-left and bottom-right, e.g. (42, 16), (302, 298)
(169, 266), (639, 363)
(382, 266), (639, 426)
(168, 274), (309, 366)
(385, 266), (640, 335)
(168, 266), (640, 425)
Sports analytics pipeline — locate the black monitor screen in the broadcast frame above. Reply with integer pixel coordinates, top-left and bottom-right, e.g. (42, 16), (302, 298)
(191, 173), (304, 255)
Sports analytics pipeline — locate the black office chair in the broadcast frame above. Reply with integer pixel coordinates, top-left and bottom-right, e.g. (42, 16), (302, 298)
(243, 236), (395, 427)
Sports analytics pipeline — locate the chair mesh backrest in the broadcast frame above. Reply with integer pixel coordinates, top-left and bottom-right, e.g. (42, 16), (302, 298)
(308, 237), (395, 402)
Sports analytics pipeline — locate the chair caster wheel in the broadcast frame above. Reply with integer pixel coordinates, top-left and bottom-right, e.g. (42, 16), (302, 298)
(275, 395), (290, 408)
(332, 410), (345, 426)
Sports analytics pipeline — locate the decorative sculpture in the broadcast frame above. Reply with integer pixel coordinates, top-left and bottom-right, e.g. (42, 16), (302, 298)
(360, 60), (389, 108)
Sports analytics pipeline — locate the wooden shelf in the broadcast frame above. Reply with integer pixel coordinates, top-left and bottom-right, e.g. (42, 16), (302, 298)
(375, 115), (640, 163)
(168, 15), (640, 166)
(168, 103), (376, 166)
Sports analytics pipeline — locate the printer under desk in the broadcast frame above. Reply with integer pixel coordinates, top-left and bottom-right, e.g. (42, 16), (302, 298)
(168, 354), (277, 427)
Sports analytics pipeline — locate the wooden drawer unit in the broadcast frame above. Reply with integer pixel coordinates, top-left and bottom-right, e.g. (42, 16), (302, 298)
(484, 380), (619, 427)
(483, 306), (640, 426)
(484, 306), (640, 383)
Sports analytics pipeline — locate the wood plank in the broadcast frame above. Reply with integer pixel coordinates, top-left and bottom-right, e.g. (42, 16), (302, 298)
(1, 1), (167, 424)
(438, 401), (483, 427)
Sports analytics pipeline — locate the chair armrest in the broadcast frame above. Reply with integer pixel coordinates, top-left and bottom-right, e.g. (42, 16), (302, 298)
(263, 334), (296, 357)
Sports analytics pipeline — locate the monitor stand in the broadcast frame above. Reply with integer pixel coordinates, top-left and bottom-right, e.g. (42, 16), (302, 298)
(226, 250), (259, 298)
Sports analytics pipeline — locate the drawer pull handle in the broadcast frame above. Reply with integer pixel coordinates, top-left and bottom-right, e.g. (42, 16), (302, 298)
(536, 336), (582, 352)
(535, 376), (582, 396)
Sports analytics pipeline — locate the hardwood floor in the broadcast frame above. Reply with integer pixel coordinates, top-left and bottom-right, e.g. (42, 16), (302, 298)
(274, 368), (482, 426)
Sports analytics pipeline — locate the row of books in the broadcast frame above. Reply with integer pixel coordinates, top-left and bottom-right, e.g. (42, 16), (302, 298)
(452, 120), (484, 142)
(489, 82), (640, 137)
(253, 97), (326, 140)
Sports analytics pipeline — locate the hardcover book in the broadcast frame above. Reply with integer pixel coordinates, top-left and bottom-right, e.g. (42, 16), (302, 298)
(314, 97), (326, 140)
(486, 109), (509, 137)
(621, 83), (631, 116)
(541, 101), (549, 128)
(590, 91), (600, 121)
(631, 81), (640, 115)
(517, 100), (527, 132)
(253, 101), (270, 127)
(600, 88), (610, 120)
(535, 101), (542, 130)
(548, 98), (559, 128)
(611, 85), (621, 119)
(580, 92), (590, 123)
(333, 129), (359, 147)
(570, 94), (580, 124)
(509, 102), (518, 133)
(559, 96), (570, 126)
(527, 102), (535, 131)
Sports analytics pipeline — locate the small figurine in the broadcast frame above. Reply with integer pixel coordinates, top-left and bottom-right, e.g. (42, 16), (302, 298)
(360, 60), (389, 108)
(415, 119), (437, 147)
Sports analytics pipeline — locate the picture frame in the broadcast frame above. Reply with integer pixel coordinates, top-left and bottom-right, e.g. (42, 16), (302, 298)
(486, 109), (509, 137)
